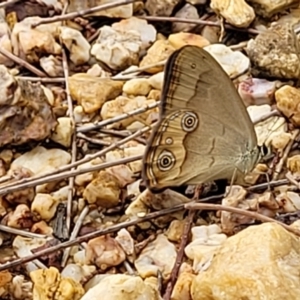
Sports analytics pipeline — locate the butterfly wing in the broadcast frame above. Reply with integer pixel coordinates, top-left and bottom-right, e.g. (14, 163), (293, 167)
(143, 45), (259, 192)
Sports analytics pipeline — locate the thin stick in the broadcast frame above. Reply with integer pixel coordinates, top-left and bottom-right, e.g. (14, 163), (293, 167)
(185, 203), (300, 237)
(247, 178), (289, 191)
(77, 133), (111, 146)
(76, 102), (159, 133)
(120, 61), (166, 76)
(0, 48), (48, 77)
(99, 128), (148, 145)
(0, 125), (151, 195)
(138, 16), (261, 35)
(0, 225), (46, 239)
(61, 43), (76, 234)
(16, 76), (65, 83)
(0, 126), (151, 195)
(0, 194), (223, 272)
(163, 210), (195, 300)
(32, 0), (140, 27)
(61, 206), (89, 267)
(273, 129), (300, 180)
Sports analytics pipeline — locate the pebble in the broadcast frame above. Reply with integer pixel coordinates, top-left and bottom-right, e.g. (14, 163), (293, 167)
(91, 25), (142, 70)
(81, 274), (162, 300)
(67, 0), (133, 18)
(68, 74), (123, 113)
(140, 40), (175, 74)
(275, 85), (300, 126)
(191, 223), (300, 299)
(247, 22), (300, 79)
(204, 44), (250, 77)
(83, 170), (120, 208)
(210, 0), (255, 28)
(134, 234), (177, 279)
(85, 235), (126, 268)
(145, 0), (181, 16)
(248, 0), (299, 18)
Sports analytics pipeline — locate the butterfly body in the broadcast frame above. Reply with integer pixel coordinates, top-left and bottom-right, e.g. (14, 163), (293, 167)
(142, 45), (260, 193)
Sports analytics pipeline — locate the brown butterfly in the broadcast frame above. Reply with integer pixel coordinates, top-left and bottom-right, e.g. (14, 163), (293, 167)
(142, 45), (263, 193)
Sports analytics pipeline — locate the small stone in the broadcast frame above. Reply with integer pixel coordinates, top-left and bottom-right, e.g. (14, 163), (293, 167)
(31, 193), (59, 221)
(287, 155), (300, 176)
(30, 267), (85, 300)
(148, 72), (164, 90)
(91, 25), (142, 71)
(67, 0), (133, 18)
(172, 4), (199, 33)
(204, 44), (250, 77)
(166, 219), (186, 242)
(112, 17), (156, 52)
(40, 55), (64, 77)
(171, 270), (195, 300)
(247, 104), (287, 147)
(61, 264), (96, 283)
(85, 235), (126, 268)
(124, 143), (146, 173)
(276, 191), (300, 212)
(275, 85), (300, 126)
(191, 223), (300, 299)
(246, 22), (300, 79)
(0, 68), (57, 147)
(168, 32), (210, 49)
(271, 132), (291, 154)
(6, 204), (33, 229)
(75, 158), (103, 186)
(68, 74), (123, 113)
(148, 89), (161, 101)
(136, 187), (191, 212)
(86, 64), (111, 78)
(100, 96), (158, 129)
(140, 40), (175, 74)
(134, 234), (177, 279)
(51, 117), (73, 148)
(31, 221), (53, 236)
(145, 0), (181, 16)
(8, 146), (71, 193)
(210, 0), (255, 28)
(81, 274), (162, 300)
(220, 186), (255, 234)
(123, 78), (152, 96)
(238, 77), (278, 106)
(59, 26), (91, 65)
(185, 224), (227, 272)
(115, 229), (135, 257)
(247, 0), (299, 18)
(0, 167), (34, 205)
(12, 21), (61, 63)
(83, 171), (120, 208)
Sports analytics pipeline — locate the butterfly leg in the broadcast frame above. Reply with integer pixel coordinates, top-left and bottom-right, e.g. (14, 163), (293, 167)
(225, 168), (238, 197)
(192, 184), (203, 200)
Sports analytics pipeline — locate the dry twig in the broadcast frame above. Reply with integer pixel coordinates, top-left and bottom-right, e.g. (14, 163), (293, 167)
(31, 0), (140, 27)
(164, 210), (195, 300)
(185, 203), (300, 237)
(0, 194), (222, 272)
(0, 48), (48, 77)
